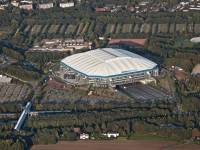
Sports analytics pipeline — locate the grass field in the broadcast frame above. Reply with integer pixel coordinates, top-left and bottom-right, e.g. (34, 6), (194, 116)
(66, 25), (76, 34)
(188, 24), (193, 33)
(35, 25), (42, 35)
(133, 24), (139, 33)
(152, 24), (157, 34)
(24, 25), (31, 33)
(41, 24), (49, 34)
(116, 24), (122, 34)
(122, 24), (132, 33)
(105, 24), (115, 35)
(76, 23), (84, 35)
(173, 41), (194, 49)
(158, 24), (168, 33)
(195, 24), (200, 34)
(59, 25), (66, 34)
(82, 22), (90, 34)
(176, 24), (186, 33)
(129, 134), (176, 141)
(30, 25), (38, 35)
(48, 25), (59, 34)
(142, 24), (151, 33)
(169, 24), (175, 33)
(140, 24), (144, 33)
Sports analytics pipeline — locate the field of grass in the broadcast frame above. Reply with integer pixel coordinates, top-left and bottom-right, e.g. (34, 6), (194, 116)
(195, 24), (200, 34)
(129, 134), (177, 142)
(133, 24), (139, 33)
(59, 25), (66, 34)
(188, 24), (193, 33)
(169, 24), (175, 33)
(158, 24), (168, 33)
(30, 25), (38, 35)
(105, 24), (115, 35)
(176, 24), (186, 33)
(66, 25), (76, 34)
(142, 24), (150, 33)
(41, 24), (49, 34)
(152, 24), (157, 34)
(82, 22), (90, 34)
(24, 25), (31, 33)
(48, 25), (59, 34)
(76, 23), (84, 35)
(122, 24), (132, 33)
(173, 41), (194, 49)
(116, 24), (122, 34)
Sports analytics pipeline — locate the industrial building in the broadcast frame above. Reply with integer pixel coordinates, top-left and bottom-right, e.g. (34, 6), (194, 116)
(60, 48), (158, 87)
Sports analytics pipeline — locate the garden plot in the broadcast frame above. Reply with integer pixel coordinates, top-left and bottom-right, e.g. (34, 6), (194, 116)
(48, 25), (59, 34)
(76, 23), (84, 35)
(66, 25), (76, 34)
(24, 25), (31, 33)
(122, 24), (132, 33)
(151, 24), (157, 34)
(0, 85), (9, 97)
(188, 24), (193, 33)
(140, 24), (144, 33)
(133, 24), (139, 33)
(169, 24), (175, 33)
(195, 24), (200, 34)
(176, 24), (186, 33)
(105, 24), (115, 35)
(158, 24), (168, 33)
(59, 25), (66, 34)
(41, 24), (49, 34)
(116, 24), (122, 34)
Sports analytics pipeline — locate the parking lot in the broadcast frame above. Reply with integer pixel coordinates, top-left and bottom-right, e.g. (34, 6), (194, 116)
(0, 85), (30, 104)
(40, 89), (132, 106)
(122, 84), (168, 102)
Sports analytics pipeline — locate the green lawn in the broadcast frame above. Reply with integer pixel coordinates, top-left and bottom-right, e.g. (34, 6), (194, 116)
(116, 24), (122, 34)
(158, 24), (168, 33)
(133, 24), (139, 33)
(41, 24), (49, 34)
(195, 24), (200, 34)
(173, 41), (194, 49)
(129, 133), (177, 142)
(122, 24), (132, 33)
(76, 23), (84, 35)
(66, 25), (76, 34)
(105, 24), (114, 35)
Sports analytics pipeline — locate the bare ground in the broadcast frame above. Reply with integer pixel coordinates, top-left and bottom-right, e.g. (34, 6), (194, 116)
(28, 140), (200, 150)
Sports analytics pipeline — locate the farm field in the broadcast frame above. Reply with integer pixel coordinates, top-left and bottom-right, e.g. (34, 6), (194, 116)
(169, 24), (175, 33)
(30, 141), (200, 150)
(122, 24), (132, 33)
(41, 24), (49, 34)
(195, 24), (200, 34)
(158, 24), (168, 33)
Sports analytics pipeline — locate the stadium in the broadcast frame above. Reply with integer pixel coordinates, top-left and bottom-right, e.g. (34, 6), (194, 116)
(190, 37), (200, 43)
(60, 48), (158, 87)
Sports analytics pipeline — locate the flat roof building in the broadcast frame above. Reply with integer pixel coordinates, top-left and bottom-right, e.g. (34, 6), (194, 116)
(38, 3), (53, 9)
(60, 2), (74, 8)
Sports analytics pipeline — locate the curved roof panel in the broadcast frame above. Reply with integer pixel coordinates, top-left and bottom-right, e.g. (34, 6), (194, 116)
(61, 48), (157, 77)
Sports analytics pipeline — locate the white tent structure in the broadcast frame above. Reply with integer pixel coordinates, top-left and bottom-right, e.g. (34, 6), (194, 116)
(60, 48), (158, 87)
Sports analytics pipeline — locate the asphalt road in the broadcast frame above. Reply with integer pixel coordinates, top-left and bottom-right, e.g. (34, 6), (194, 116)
(164, 69), (181, 113)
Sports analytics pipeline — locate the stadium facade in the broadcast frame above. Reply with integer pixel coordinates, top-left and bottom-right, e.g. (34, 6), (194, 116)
(60, 48), (158, 87)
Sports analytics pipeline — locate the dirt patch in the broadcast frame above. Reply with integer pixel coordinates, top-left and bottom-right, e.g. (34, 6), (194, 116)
(45, 77), (71, 91)
(192, 64), (200, 74)
(30, 140), (183, 150)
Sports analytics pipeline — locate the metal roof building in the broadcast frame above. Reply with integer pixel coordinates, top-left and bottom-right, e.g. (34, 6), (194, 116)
(60, 48), (158, 87)
(190, 37), (200, 43)
(14, 102), (32, 131)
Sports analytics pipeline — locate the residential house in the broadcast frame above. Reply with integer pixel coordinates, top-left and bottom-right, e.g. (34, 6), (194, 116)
(139, 0), (153, 6)
(19, 4), (33, 10)
(11, 1), (19, 7)
(60, 2), (74, 8)
(127, 6), (134, 12)
(0, 75), (12, 84)
(80, 133), (89, 139)
(73, 127), (80, 133)
(38, 3), (53, 9)
(95, 8), (106, 12)
(102, 132), (119, 138)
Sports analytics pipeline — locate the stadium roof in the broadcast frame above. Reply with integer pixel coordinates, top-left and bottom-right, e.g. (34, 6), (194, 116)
(61, 48), (157, 78)
(190, 37), (200, 43)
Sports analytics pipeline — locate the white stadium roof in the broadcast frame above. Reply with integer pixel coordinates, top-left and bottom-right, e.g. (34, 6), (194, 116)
(61, 48), (157, 78)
